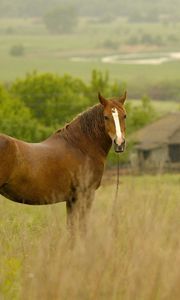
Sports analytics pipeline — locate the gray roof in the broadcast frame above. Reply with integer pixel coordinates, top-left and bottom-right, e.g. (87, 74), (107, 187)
(133, 112), (180, 150)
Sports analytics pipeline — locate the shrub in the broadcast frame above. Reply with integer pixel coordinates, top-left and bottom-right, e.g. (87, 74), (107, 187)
(43, 5), (78, 34)
(10, 45), (25, 57)
(5, 26), (14, 35)
(11, 72), (89, 127)
(102, 39), (119, 50)
(0, 84), (51, 141)
(126, 95), (157, 134)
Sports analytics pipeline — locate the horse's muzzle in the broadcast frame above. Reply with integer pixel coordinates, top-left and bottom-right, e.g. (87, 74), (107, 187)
(114, 139), (126, 153)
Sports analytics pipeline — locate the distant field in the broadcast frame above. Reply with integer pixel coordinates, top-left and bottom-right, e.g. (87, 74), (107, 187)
(1, 18), (180, 101)
(0, 174), (179, 299)
(131, 99), (179, 114)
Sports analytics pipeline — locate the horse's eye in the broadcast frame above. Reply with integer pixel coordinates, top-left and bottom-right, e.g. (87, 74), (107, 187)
(124, 115), (127, 119)
(104, 116), (109, 120)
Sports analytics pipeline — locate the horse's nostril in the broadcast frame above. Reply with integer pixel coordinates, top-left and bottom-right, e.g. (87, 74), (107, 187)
(114, 139), (126, 153)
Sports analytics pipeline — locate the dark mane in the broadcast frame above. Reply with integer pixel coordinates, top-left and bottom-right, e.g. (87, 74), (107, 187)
(55, 104), (111, 154)
(80, 104), (105, 138)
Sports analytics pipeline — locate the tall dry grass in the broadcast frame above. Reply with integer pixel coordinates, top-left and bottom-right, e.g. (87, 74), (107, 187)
(19, 175), (180, 300)
(0, 174), (180, 299)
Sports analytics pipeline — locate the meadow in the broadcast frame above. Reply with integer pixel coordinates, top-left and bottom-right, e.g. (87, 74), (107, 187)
(0, 173), (179, 300)
(1, 17), (180, 99)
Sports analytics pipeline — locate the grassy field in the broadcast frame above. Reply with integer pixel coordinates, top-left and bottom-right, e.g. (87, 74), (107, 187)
(131, 99), (179, 114)
(0, 173), (179, 299)
(1, 17), (180, 94)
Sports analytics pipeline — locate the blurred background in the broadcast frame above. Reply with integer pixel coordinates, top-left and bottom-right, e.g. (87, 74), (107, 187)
(0, 0), (180, 170)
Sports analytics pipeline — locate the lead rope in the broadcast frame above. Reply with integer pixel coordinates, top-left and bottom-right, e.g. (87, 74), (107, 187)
(115, 154), (120, 204)
(111, 154), (120, 220)
(110, 154), (120, 237)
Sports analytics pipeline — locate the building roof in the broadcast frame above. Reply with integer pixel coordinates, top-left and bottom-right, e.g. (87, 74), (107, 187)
(133, 112), (180, 150)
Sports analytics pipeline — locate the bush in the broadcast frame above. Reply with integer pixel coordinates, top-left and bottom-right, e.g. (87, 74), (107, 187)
(11, 72), (89, 127)
(5, 26), (14, 35)
(102, 39), (119, 50)
(126, 95), (157, 134)
(0, 84), (51, 141)
(126, 35), (139, 45)
(43, 5), (78, 34)
(10, 45), (25, 57)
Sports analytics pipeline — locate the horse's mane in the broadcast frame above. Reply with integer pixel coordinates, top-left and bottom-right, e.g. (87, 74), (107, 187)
(79, 104), (105, 137)
(55, 104), (111, 154)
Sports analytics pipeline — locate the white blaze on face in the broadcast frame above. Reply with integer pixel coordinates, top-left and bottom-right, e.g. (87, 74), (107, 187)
(111, 108), (123, 145)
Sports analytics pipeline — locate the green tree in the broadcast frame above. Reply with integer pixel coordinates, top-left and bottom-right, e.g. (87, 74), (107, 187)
(89, 69), (126, 104)
(90, 69), (109, 99)
(43, 5), (78, 34)
(11, 72), (89, 127)
(126, 95), (156, 134)
(0, 84), (51, 141)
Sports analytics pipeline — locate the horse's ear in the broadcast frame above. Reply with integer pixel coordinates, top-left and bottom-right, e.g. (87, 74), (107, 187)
(118, 91), (127, 104)
(98, 92), (108, 106)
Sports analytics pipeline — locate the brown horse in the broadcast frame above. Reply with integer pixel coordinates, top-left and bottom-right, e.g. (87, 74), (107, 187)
(0, 92), (127, 231)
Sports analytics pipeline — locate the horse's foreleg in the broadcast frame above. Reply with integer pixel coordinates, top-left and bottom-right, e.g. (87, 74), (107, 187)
(66, 197), (79, 243)
(66, 190), (95, 241)
(78, 190), (95, 236)
(66, 199), (74, 231)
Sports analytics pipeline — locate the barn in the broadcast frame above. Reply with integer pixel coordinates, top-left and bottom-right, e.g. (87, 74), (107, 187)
(131, 112), (180, 172)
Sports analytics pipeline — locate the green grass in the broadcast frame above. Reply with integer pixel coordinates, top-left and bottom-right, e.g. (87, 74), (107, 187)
(1, 17), (180, 92)
(1, 49), (180, 98)
(0, 173), (180, 299)
(131, 99), (179, 114)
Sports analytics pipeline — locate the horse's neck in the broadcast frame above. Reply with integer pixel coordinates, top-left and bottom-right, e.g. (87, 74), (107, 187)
(59, 107), (112, 158)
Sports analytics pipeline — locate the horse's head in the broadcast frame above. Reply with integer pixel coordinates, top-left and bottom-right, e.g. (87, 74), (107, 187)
(98, 91), (127, 153)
